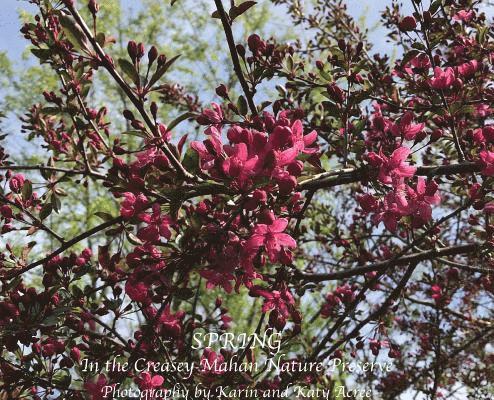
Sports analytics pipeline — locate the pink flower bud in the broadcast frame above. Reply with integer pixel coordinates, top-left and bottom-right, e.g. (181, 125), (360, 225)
(88, 0), (100, 15)
(399, 16), (417, 31)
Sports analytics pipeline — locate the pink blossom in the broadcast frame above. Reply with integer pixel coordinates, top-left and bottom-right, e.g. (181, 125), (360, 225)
(457, 60), (479, 78)
(376, 147), (417, 184)
(0, 205), (13, 219)
(84, 374), (110, 400)
(197, 102), (223, 125)
(136, 371), (164, 390)
(199, 269), (235, 293)
(222, 142), (259, 188)
(391, 112), (425, 141)
(407, 178), (441, 224)
(9, 174), (25, 193)
(430, 67), (455, 90)
(125, 279), (150, 304)
(245, 218), (296, 263)
(480, 149), (494, 176)
(453, 10), (474, 22)
(484, 202), (494, 214)
(399, 16), (417, 31)
(120, 192), (149, 219)
(249, 286), (295, 318)
(157, 305), (184, 338)
(137, 204), (173, 243)
(200, 348), (225, 375)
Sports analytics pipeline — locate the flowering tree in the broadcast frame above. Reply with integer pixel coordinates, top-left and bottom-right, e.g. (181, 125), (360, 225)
(0, 0), (493, 398)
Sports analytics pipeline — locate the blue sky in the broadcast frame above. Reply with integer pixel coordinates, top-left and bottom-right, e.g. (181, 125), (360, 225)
(0, 0), (413, 63)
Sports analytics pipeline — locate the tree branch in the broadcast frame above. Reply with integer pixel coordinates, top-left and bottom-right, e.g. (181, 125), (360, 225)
(213, 0), (257, 114)
(65, 5), (194, 181)
(298, 162), (482, 191)
(296, 243), (481, 282)
(1, 216), (123, 281)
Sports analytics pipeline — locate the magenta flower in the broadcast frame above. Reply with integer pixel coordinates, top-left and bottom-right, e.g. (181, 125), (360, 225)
(245, 218), (296, 262)
(453, 10), (474, 22)
(480, 149), (494, 176)
(197, 102), (223, 125)
(249, 286), (295, 317)
(199, 269), (235, 293)
(391, 112), (425, 141)
(430, 67), (455, 90)
(120, 192), (149, 219)
(484, 202), (494, 214)
(136, 372), (164, 390)
(137, 203), (173, 243)
(458, 60), (479, 78)
(200, 348), (225, 375)
(409, 178), (441, 223)
(125, 279), (150, 304)
(8, 174), (25, 193)
(157, 305), (184, 338)
(222, 142), (259, 187)
(377, 146), (417, 184)
(84, 374), (111, 400)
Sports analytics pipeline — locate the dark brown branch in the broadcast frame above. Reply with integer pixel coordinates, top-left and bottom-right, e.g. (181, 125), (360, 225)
(298, 162), (482, 191)
(65, 5), (194, 181)
(303, 201), (473, 365)
(318, 262), (418, 360)
(0, 165), (106, 180)
(296, 243), (480, 282)
(0, 194), (65, 244)
(213, 0), (257, 114)
(1, 216), (123, 281)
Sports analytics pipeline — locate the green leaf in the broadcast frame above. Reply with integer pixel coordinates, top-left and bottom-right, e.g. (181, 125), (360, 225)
(237, 95), (248, 116)
(22, 181), (33, 199)
(175, 287), (195, 300)
(167, 112), (196, 131)
(148, 54), (181, 88)
(429, 0), (443, 15)
(30, 48), (52, 61)
(51, 193), (61, 213)
(182, 148), (200, 174)
(95, 32), (106, 47)
(401, 49), (420, 66)
(229, 1), (257, 21)
(411, 42), (426, 51)
(118, 58), (140, 86)
(126, 231), (144, 246)
(40, 106), (60, 116)
(94, 211), (114, 222)
(122, 129), (147, 138)
(39, 203), (53, 220)
(52, 369), (71, 388)
(59, 14), (87, 51)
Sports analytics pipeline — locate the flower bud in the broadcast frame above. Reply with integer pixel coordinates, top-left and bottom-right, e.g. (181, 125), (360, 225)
(327, 83), (345, 104)
(127, 41), (138, 62)
(215, 84), (229, 99)
(157, 54), (167, 66)
(338, 39), (346, 51)
(150, 102), (158, 120)
(148, 46), (158, 66)
(123, 109), (134, 121)
(88, 0), (100, 15)
(399, 16), (417, 31)
(137, 43), (145, 60)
